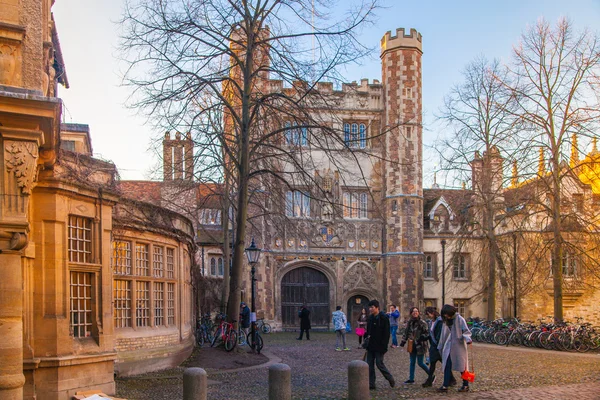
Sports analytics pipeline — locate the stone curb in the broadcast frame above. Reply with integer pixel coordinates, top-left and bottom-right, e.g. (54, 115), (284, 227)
(206, 349), (282, 375)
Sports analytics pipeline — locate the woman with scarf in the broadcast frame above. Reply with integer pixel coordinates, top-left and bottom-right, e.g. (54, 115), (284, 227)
(437, 304), (472, 392)
(399, 307), (430, 384)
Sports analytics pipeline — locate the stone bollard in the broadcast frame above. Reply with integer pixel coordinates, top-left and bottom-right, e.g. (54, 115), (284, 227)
(269, 363), (291, 400)
(348, 360), (369, 400)
(183, 367), (207, 400)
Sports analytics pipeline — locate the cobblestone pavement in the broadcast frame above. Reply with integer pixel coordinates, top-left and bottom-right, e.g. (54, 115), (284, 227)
(116, 332), (600, 399)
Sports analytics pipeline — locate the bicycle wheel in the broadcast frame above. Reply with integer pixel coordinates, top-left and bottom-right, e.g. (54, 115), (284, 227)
(494, 331), (508, 346)
(197, 329), (206, 347)
(247, 331), (264, 354)
(261, 323), (272, 334)
(508, 331), (522, 346)
(211, 328), (222, 347)
(238, 330), (247, 346)
(224, 330), (237, 352)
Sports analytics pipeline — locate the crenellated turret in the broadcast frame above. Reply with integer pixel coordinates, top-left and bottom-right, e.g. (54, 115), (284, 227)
(380, 27), (424, 311)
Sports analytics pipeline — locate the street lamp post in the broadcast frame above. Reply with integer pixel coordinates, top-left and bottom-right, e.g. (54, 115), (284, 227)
(441, 239), (446, 306)
(245, 238), (261, 352)
(513, 233), (518, 318)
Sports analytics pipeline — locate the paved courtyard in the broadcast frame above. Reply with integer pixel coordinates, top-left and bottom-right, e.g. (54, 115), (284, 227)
(117, 332), (600, 399)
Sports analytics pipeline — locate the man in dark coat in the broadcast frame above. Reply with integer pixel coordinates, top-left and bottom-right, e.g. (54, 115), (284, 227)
(297, 305), (311, 340)
(240, 302), (251, 337)
(365, 299), (395, 390)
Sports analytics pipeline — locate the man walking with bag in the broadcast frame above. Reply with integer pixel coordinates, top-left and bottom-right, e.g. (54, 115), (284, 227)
(364, 300), (395, 390)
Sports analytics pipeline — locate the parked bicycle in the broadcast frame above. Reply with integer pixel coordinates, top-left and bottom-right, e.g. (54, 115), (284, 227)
(210, 313), (238, 352)
(256, 318), (272, 334)
(196, 314), (215, 347)
(247, 327), (264, 354)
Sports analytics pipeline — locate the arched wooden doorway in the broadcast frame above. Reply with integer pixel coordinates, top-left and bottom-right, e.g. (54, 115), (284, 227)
(347, 295), (369, 328)
(281, 267), (330, 327)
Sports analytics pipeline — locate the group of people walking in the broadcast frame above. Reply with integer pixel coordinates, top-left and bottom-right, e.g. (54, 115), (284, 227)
(304, 301), (472, 392)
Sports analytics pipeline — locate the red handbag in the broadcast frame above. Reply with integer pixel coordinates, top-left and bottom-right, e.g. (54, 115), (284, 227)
(355, 327), (365, 336)
(461, 344), (476, 382)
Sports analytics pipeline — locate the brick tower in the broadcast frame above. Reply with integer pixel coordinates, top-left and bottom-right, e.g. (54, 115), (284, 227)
(380, 28), (423, 310)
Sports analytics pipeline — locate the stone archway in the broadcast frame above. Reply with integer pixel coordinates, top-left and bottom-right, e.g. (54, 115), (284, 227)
(281, 267), (330, 328)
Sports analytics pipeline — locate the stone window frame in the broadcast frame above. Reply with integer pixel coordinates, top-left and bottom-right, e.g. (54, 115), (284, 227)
(561, 251), (579, 279)
(285, 190), (310, 218)
(342, 190), (368, 219)
(284, 121), (309, 147)
(452, 253), (470, 281)
(114, 279), (132, 328)
(423, 253), (438, 280)
(69, 271), (95, 339)
(68, 214), (102, 342)
(111, 238), (178, 330)
(453, 298), (469, 318)
(343, 122), (367, 149)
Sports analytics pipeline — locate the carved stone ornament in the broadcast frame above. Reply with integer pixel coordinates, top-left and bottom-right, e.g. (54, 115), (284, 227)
(360, 240), (367, 249)
(287, 239), (294, 248)
(275, 239), (282, 248)
(343, 262), (377, 292)
(371, 240), (379, 249)
(0, 43), (17, 85)
(5, 140), (39, 195)
(348, 240), (355, 248)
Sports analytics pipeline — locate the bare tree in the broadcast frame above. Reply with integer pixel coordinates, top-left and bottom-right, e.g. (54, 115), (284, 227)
(437, 57), (520, 319)
(502, 18), (600, 320)
(119, 0), (381, 322)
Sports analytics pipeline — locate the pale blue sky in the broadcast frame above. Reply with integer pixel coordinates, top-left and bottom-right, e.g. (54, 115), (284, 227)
(52, 0), (600, 184)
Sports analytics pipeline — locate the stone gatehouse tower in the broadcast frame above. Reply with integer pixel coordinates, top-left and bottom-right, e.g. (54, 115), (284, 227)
(218, 27), (426, 329)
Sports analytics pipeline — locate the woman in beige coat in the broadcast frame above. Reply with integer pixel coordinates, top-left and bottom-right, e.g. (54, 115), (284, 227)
(437, 304), (472, 392)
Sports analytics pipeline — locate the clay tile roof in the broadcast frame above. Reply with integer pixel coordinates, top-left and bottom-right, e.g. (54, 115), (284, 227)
(118, 181), (164, 205)
(197, 183), (224, 209)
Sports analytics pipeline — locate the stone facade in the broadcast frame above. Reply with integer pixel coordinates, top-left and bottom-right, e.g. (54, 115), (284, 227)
(0, 2), (196, 398)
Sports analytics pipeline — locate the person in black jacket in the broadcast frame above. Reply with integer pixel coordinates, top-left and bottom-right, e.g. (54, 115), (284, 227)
(364, 299), (395, 390)
(423, 306), (456, 387)
(297, 305), (311, 340)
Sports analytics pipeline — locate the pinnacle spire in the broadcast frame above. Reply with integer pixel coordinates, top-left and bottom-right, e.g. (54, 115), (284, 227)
(570, 133), (579, 168)
(511, 160), (518, 187)
(538, 147), (545, 177)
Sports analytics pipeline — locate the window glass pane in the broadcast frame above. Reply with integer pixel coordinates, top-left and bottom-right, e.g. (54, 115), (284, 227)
(285, 191), (293, 217)
(294, 191), (302, 217)
(218, 257), (224, 276)
(136, 281), (150, 327)
(154, 282), (164, 326)
(70, 272), (93, 337)
(344, 123), (350, 146)
(210, 258), (216, 276)
(114, 280), (132, 328)
(359, 124), (366, 148)
(301, 127), (308, 146)
(360, 193), (367, 218)
(343, 193), (350, 218)
(302, 192), (310, 217)
(112, 240), (132, 275)
(135, 244), (149, 276)
(153, 246), (164, 277)
(167, 283), (175, 325)
(68, 216), (92, 263)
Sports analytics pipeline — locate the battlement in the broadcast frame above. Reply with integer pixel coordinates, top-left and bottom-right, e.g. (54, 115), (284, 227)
(380, 28), (422, 55)
(267, 78), (382, 95)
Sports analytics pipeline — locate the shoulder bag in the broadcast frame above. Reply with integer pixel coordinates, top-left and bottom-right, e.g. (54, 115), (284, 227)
(406, 338), (414, 353)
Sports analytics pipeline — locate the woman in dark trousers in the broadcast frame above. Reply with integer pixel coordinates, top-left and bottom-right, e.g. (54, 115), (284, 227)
(423, 306), (455, 387)
(297, 305), (311, 340)
(400, 307), (430, 384)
